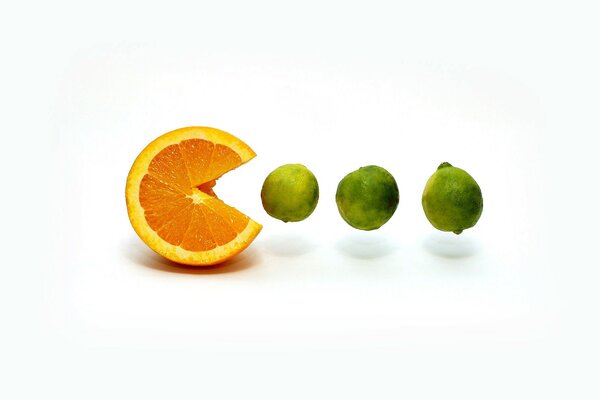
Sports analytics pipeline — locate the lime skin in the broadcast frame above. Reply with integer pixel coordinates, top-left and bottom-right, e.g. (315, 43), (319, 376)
(261, 164), (319, 222)
(335, 165), (399, 231)
(422, 162), (483, 234)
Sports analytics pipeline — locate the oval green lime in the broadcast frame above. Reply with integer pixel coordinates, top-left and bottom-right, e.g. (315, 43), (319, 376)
(261, 164), (319, 222)
(421, 162), (483, 234)
(335, 165), (399, 231)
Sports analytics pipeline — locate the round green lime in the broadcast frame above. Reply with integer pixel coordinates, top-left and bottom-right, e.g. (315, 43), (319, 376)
(261, 164), (319, 222)
(335, 165), (399, 231)
(422, 162), (483, 234)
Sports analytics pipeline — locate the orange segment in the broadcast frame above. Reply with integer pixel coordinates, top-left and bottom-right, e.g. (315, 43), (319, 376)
(126, 127), (262, 266)
(180, 204), (216, 251)
(179, 139), (216, 187)
(147, 144), (192, 194)
(155, 202), (194, 247)
(206, 144), (244, 183)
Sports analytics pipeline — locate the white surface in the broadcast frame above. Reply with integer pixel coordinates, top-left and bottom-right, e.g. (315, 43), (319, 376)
(3, 1), (600, 399)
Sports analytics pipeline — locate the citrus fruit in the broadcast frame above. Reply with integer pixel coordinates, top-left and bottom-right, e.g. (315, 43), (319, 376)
(261, 164), (319, 222)
(421, 162), (483, 234)
(335, 165), (399, 230)
(125, 127), (262, 266)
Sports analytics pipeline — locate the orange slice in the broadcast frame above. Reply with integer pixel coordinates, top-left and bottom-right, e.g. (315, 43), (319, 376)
(126, 127), (262, 265)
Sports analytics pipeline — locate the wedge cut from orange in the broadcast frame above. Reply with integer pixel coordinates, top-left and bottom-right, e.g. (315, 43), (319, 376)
(126, 127), (262, 266)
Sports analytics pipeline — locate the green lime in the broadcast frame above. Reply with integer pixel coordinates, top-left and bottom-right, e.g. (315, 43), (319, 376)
(422, 162), (483, 234)
(261, 164), (319, 222)
(335, 165), (399, 231)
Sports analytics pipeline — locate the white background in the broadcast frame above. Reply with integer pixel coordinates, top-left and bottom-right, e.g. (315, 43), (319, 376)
(2, 1), (600, 399)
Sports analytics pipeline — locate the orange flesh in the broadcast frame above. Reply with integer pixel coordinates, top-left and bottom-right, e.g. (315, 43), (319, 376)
(139, 139), (249, 251)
